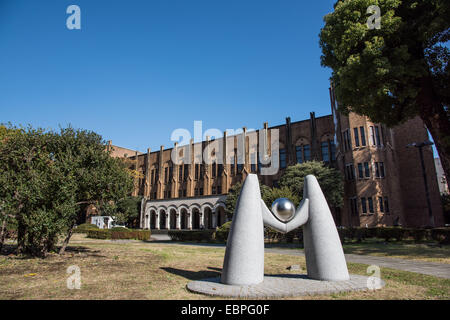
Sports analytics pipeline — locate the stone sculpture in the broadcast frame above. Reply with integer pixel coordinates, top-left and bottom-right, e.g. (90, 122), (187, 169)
(221, 173), (349, 285)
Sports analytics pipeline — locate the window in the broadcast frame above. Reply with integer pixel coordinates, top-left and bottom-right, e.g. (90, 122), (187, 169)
(218, 164), (223, 176)
(364, 162), (370, 178)
(384, 197), (390, 213)
(330, 142), (336, 161)
(179, 165), (183, 181)
(169, 165), (173, 181)
(212, 162), (216, 178)
(250, 153), (257, 172)
(361, 197), (367, 214)
(212, 186), (216, 194)
(195, 188), (199, 196)
(303, 145), (311, 161)
(164, 167), (168, 183)
(354, 128), (360, 147)
(345, 163), (355, 180)
(378, 197), (384, 212)
(200, 188), (203, 195)
(370, 125), (382, 146)
(343, 129), (352, 151)
(183, 189), (187, 197)
(280, 149), (287, 169)
(358, 163), (364, 179)
(217, 186), (222, 194)
(321, 142), (329, 163)
(167, 190), (171, 198)
(178, 189), (182, 197)
(375, 126), (381, 146)
(375, 162), (385, 178)
(199, 164), (204, 179)
(368, 197), (374, 213)
(183, 164), (188, 181)
(151, 169), (155, 184)
(237, 163), (243, 173)
(296, 146), (303, 164)
(360, 126), (366, 146)
(195, 164), (199, 180)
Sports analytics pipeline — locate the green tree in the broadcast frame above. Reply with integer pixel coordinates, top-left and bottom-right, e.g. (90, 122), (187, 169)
(261, 186), (301, 209)
(319, 0), (450, 188)
(0, 125), (134, 256)
(278, 161), (344, 208)
(115, 196), (143, 227)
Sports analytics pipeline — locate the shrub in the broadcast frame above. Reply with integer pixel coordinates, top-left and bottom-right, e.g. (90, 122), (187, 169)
(87, 229), (110, 239)
(215, 222), (232, 242)
(110, 226), (130, 231)
(111, 230), (150, 240)
(73, 223), (99, 234)
(168, 230), (215, 242)
(376, 227), (408, 242)
(431, 228), (450, 244)
(87, 229), (150, 240)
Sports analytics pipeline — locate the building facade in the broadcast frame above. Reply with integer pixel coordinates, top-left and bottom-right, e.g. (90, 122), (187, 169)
(109, 87), (444, 230)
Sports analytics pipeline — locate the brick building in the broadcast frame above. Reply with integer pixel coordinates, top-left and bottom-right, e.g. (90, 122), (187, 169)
(110, 87), (444, 230)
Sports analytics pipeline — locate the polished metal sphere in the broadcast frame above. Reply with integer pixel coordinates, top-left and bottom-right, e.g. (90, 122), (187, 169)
(271, 198), (295, 222)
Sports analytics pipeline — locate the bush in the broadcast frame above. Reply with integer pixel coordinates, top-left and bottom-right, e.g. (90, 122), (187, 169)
(431, 228), (450, 244)
(215, 222), (232, 242)
(110, 226), (130, 231)
(168, 230), (215, 242)
(376, 227), (408, 242)
(87, 229), (110, 239)
(73, 223), (99, 234)
(87, 229), (150, 240)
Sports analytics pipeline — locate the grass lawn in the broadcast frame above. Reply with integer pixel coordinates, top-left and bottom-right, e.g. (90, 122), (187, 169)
(0, 233), (448, 300)
(341, 239), (450, 264)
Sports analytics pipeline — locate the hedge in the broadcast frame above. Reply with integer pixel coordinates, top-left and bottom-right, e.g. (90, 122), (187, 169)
(87, 229), (151, 240)
(168, 230), (215, 242)
(73, 223), (99, 234)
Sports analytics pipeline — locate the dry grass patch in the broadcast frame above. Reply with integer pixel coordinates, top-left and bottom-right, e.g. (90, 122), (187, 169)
(0, 234), (448, 300)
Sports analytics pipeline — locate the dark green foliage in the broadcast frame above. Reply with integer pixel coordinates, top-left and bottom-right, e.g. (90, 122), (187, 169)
(168, 230), (215, 242)
(214, 221), (232, 242)
(278, 162), (344, 208)
(73, 223), (99, 234)
(115, 196), (142, 227)
(431, 228), (450, 244)
(110, 226), (130, 231)
(87, 229), (150, 240)
(0, 124), (134, 256)
(319, 0), (450, 188)
(224, 182), (242, 220)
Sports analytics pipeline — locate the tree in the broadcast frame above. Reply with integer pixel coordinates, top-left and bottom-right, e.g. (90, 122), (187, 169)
(0, 124), (134, 256)
(278, 162), (344, 208)
(115, 196), (143, 227)
(319, 0), (450, 188)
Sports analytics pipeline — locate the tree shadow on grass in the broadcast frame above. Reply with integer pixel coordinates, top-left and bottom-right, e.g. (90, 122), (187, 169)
(0, 243), (106, 259)
(161, 267), (221, 280)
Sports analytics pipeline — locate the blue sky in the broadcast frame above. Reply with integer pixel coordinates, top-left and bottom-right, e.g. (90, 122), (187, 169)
(1, 0), (352, 152)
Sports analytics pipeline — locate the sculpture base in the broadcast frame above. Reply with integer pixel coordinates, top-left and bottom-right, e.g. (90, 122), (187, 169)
(187, 274), (384, 298)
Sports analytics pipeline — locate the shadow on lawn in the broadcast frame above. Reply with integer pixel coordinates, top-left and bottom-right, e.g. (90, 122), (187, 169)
(343, 241), (450, 260)
(0, 243), (106, 259)
(161, 267), (221, 280)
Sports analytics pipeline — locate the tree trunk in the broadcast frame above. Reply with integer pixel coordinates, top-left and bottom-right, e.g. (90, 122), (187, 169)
(59, 220), (76, 255)
(0, 218), (7, 252)
(417, 77), (450, 193)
